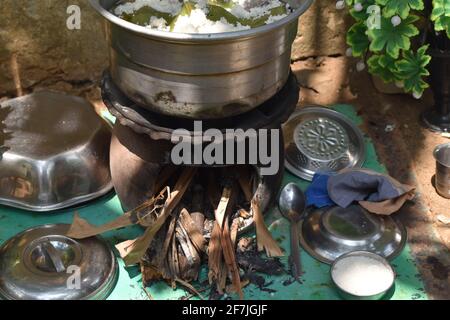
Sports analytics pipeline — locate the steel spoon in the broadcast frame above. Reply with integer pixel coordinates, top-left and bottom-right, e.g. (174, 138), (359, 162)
(279, 182), (307, 281)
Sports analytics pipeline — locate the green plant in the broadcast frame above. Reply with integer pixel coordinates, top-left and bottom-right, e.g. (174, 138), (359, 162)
(341, 0), (450, 98)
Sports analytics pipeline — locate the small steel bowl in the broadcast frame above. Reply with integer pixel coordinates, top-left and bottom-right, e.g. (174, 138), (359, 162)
(283, 106), (366, 181)
(0, 91), (113, 212)
(330, 251), (396, 300)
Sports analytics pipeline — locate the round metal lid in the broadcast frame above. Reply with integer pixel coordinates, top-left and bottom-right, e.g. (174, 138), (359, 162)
(299, 205), (407, 264)
(0, 224), (118, 300)
(283, 106), (366, 181)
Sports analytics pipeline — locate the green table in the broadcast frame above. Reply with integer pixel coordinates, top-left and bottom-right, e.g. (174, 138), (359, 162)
(0, 105), (427, 300)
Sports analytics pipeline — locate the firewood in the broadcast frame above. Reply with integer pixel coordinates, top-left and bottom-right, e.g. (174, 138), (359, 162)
(66, 187), (167, 239)
(251, 198), (283, 258)
(214, 185), (244, 300)
(169, 234), (180, 278)
(118, 167), (197, 266)
(176, 219), (201, 281)
(141, 263), (162, 286)
(158, 214), (178, 279)
(208, 222), (224, 286)
(238, 209), (252, 219)
(191, 212), (205, 235)
(179, 208), (205, 253)
(230, 217), (240, 247)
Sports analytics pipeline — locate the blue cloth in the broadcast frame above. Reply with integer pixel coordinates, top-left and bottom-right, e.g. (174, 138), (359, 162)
(305, 173), (335, 208)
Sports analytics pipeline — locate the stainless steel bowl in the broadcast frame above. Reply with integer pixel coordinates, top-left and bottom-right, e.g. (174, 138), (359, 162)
(331, 251), (396, 300)
(89, 0), (313, 119)
(0, 91), (113, 212)
(299, 205), (407, 264)
(283, 106), (366, 181)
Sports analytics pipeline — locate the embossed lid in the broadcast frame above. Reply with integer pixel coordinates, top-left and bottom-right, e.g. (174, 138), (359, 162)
(0, 224), (118, 300)
(283, 106), (366, 181)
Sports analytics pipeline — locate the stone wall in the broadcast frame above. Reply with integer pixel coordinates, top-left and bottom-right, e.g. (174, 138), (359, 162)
(0, 0), (350, 96)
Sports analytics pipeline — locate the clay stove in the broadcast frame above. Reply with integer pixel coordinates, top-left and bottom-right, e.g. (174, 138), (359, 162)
(100, 70), (300, 295)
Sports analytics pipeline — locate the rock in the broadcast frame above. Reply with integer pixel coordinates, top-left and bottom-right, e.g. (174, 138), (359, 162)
(0, 0), (350, 96)
(293, 0), (351, 60)
(0, 0), (108, 96)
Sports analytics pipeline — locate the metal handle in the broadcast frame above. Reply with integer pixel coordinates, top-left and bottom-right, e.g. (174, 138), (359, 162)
(42, 242), (66, 273)
(289, 221), (302, 281)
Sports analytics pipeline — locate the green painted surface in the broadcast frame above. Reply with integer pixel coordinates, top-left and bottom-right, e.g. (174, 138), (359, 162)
(0, 105), (427, 300)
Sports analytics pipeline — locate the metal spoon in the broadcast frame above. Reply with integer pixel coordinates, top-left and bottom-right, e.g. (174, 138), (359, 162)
(279, 182), (306, 281)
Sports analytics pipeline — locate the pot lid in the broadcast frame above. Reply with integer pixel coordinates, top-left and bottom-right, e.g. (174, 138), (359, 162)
(283, 106), (366, 181)
(0, 224), (118, 300)
(299, 205), (407, 264)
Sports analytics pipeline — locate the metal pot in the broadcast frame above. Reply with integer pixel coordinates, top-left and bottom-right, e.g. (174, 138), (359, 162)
(90, 0), (313, 119)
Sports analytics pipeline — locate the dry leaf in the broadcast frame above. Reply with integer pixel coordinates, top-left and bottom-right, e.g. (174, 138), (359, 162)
(179, 208), (206, 253)
(121, 167), (197, 266)
(251, 198), (283, 257)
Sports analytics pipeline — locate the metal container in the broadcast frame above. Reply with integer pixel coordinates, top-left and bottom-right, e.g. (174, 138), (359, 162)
(331, 251), (395, 300)
(0, 91), (113, 212)
(89, 0), (313, 119)
(0, 224), (118, 300)
(283, 106), (366, 181)
(434, 143), (450, 198)
(299, 205), (407, 264)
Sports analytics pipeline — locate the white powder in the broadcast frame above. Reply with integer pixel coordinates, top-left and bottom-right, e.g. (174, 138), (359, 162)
(114, 0), (182, 15)
(171, 9), (250, 33)
(332, 255), (394, 297)
(114, 0), (291, 33)
(265, 13), (287, 24)
(230, 0), (287, 19)
(147, 16), (169, 29)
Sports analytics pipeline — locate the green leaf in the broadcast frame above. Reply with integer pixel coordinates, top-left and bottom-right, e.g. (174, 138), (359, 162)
(394, 45), (431, 95)
(206, 5), (240, 24)
(121, 6), (175, 26)
(349, 0), (376, 21)
(239, 5), (287, 27)
(375, 0), (424, 19)
(347, 22), (370, 57)
(368, 15), (419, 58)
(431, 0), (450, 38)
(367, 54), (400, 83)
(208, 0), (234, 9)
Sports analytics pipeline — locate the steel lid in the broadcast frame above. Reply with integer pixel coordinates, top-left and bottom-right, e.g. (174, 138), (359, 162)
(299, 205), (407, 264)
(0, 224), (118, 300)
(283, 106), (366, 181)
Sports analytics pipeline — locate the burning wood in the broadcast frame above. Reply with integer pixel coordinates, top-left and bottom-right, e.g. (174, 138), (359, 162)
(66, 165), (283, 299)
(118, 167), (197, 266)
(238, 166), (283, 258)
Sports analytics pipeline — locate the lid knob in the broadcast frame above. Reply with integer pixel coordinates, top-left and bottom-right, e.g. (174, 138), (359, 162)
(29, 237), (78, 273)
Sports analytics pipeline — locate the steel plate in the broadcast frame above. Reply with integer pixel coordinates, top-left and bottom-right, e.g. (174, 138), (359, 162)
(299, 205), (407, 264)
(283, 106), (366, 181)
